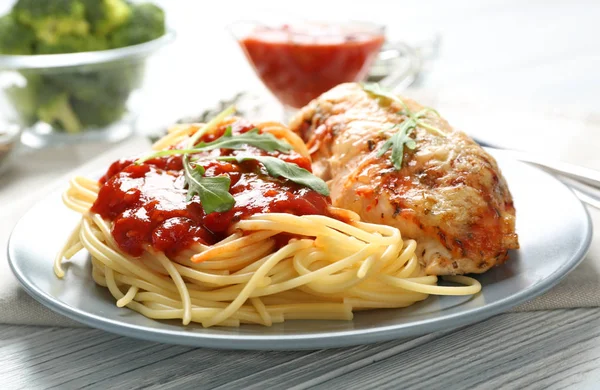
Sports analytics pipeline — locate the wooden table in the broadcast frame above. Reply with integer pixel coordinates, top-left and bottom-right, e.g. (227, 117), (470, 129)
(3, 309), (600, 388)
(3, 1), (600, 388)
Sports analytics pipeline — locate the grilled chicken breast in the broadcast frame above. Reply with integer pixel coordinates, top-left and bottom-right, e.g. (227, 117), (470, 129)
(290, 83), (519, 275)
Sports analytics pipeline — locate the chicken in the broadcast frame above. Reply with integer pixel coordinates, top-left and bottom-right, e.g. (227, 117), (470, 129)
(289, 83), (519, 275)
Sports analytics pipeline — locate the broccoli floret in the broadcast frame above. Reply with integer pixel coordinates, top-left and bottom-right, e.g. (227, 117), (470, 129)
(109, 3), (165, 48)
(36, 35), (108, 54)
(13, 0), (89, 44)
(42, 61), (144, 129)
(99, 62), (146, 97)
(82, 0), (131, 36)
(46, 64), (137, 102)
(71, 98), (127, 128)
(0, 14), (36, 54)
(43, 72), (98, 102)
(36, 84), (83, 133)
(1, 0), (165, 132)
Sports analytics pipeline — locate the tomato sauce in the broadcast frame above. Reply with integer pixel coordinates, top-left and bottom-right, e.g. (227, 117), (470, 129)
(239, 25), (384, 108)
(91, 121), (331, 257)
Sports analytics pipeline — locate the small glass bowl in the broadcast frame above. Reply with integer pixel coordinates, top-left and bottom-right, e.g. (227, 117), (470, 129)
(0, 118), (21, 176)
(0, 30), (175, 148)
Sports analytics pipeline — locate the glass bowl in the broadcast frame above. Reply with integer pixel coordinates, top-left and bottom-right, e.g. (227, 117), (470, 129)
(228, 20), (419, 120)
(0, 117), (21, 176)
(0, 30), (175, 148)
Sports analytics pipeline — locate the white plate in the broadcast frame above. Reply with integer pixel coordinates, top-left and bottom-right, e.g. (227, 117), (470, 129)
(8, 153), (592, 350)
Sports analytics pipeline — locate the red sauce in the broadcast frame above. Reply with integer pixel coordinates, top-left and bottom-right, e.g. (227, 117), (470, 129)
(239, 25), (384, 108)
(91, 121), (331, 258)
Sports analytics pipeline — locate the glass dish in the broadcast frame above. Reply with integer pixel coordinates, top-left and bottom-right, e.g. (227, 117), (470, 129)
(0, 30), (175, 148)
(0, 116), (21, 176)
(229, 21), (419, 118)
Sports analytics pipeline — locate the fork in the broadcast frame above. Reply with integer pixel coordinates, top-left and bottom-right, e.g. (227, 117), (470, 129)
(484, 146), (600, 210)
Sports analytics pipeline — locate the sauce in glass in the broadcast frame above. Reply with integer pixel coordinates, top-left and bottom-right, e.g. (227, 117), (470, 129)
(239, 24), (384, 108)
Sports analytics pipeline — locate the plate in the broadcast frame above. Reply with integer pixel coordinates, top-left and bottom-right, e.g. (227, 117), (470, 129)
(8, 153), (592, 350)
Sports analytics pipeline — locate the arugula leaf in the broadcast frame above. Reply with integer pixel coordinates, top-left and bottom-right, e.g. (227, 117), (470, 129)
(186, 106), (237, 149)
(184, 162), (234, 214)
(136, 125), (293, 164)
(215, 155), (330, 196)
(415, 107), (440, 117)
(195, 127), (292, 153)
(362, 83), (447, 170)
(134, 105), (329, 214)
(361, 82), (445, 136)
(182, 106), (236, 214)
(377, 121), (417, 170)
(361, 82), (404, 104)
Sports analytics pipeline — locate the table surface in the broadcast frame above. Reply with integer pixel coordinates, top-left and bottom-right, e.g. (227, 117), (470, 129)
(3, 309), (600, 389)
(4, 0), (600, 389)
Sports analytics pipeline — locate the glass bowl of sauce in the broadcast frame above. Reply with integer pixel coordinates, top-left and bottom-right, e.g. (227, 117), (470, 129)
(231, 21), (416, 114)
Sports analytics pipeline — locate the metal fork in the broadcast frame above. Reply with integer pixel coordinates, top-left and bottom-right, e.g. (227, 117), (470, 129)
(484, 146), (600, 210)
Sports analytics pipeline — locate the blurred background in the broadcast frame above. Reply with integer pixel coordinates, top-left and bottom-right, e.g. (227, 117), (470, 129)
(0, 0), (599, 175)
(145, 1), (598, 107)
(147, 0), (599, 120)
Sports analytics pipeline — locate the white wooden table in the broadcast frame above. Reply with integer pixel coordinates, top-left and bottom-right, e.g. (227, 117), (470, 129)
(3, 1), (600, 388)
(3, 309), (600, 389)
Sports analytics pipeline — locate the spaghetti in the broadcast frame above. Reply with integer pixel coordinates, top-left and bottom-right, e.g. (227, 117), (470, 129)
(55, 114), (481, 327)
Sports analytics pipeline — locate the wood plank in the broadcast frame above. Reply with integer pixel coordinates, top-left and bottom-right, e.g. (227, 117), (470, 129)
(3, 310), (600, 389)
(312, 309), (600, 390)
(217, 311), (560, 389)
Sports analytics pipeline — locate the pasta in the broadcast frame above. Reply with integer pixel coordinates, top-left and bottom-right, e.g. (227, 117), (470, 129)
(54, 116), (481, 327)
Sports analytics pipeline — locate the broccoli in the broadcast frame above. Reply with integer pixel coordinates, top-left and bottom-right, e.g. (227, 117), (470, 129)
(110, 3), (165, 48)
(43, 71), (99, 102)
(71, 98), (127, 128)
(13, 0), (90, 44)
(36, 84), (83, 133)
(0, 1), (167, 133)
(82, 0), (131, 36)
(99, 62), (146, 96)
(0, 14), (36, 54)
(36, 35), (108, 54)
(42, 62), (144, 129)
(46, 61), (143, 102)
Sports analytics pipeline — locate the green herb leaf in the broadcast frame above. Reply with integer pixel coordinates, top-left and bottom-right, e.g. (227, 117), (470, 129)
(134, 105), (326, 213)
(415, 107), (440, 118)
(183, 106), (236, 214)
(195, 127), (292, 153)
(186, 106), (237, 149)
(362, 83), (448, 170)
(376, 121), (417, 170)
(135, 118), (293, 165)
(361, 82), (404, 104)
(361, 82), (446, 137)
(184, 162), (234, 214)
(216, 155), (330, 196)
(182, 106), (237, 214)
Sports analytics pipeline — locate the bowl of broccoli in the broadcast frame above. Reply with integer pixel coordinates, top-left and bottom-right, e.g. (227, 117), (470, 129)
(0, 0), (174, 147)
